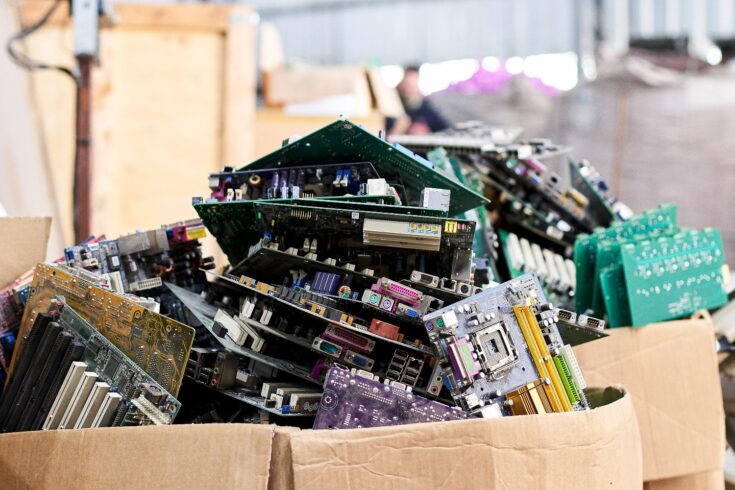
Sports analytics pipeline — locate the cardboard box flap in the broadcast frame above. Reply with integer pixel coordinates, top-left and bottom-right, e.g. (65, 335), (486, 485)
(0, 423), (274, 489)
(270, 426), (299, 490)
(281, 388), (641, 489)
(574, 317), (724, 481)
(264, 66), (372, 109)
(0, 217), (50, 286)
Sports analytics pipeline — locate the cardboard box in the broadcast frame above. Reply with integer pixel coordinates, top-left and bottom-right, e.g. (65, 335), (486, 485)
(0, 423), (275, 489)
(644, 470), (725, 490)
(263, 65), (406, 120)
(0, 217), (50, 285)
(264, 66), (373, 114)
(574, 316), (724, 482)
(0, 219), (644, 488)
(271, 387), (642, 489)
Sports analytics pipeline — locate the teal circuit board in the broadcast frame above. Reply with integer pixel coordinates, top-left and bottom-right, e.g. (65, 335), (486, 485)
(621, 228), (727, 326)
(574, 204), (678, 314)
(237, 119), (490, 216)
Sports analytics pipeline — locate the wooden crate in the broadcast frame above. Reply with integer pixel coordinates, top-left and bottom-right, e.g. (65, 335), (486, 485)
(19, 2), (256, 241)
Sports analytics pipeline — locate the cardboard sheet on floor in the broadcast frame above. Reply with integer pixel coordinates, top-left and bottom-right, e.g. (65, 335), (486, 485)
(574, 315), (724, 482)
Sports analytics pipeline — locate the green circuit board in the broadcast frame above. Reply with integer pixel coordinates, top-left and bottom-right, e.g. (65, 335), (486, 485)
(575, 204), (678, 313)
(195, 199), (464, 267)
(260, 193), (398, 207)
(56, 301), (181, 421)
(599, 264), (631, 328)
(238, 119), (490, 216)
(284, 198), (448, 217)
(621, 228), (727, 326)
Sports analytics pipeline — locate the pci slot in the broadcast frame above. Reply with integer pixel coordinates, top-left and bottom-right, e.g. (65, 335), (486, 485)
(90, 392), (122, 428)
(44, 361), (88, 429)
(513, 305), (571, 412)
(58, 371), (99, 429)
(75, 382), (111, 429)
(363, 219), (442, 252)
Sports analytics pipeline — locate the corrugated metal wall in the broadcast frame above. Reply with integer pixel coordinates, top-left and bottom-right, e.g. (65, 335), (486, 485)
(241, 0), (735, 64)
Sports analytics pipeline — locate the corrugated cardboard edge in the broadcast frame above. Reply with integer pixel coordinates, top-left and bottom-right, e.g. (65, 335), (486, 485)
(574, 316), (725, 481)
(644, 469), (725, 490)
(270, 426), (299, 490)
(0, 423), (273, 489)
(0, 217), (51, 286)
(276, 389), (641, 490)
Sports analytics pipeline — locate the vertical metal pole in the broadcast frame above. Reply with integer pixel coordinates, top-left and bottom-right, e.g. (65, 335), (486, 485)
(74, 55), (93, 242)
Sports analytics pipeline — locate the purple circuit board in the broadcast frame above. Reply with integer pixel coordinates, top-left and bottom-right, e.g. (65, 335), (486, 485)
(312, 365), (470, 429)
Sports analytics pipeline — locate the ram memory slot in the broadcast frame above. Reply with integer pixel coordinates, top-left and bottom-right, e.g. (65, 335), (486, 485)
(553, 355), (580, 405)
(513, 305), (572, 412)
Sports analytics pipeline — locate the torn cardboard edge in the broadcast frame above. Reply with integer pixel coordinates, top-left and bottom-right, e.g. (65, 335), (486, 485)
(574, 314), (725, 482)
(273, 387), (642, 490)
(0, 217), (51, 287)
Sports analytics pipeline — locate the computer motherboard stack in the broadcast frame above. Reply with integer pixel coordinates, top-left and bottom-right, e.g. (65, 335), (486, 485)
(392, 121), (633, 311)
(0, 220), (213, 431)
(3, 118), (724, 433)
(153, 118), (614, 428)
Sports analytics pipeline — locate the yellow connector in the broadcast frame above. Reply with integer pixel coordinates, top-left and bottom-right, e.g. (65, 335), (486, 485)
(513, 305), (572, 412)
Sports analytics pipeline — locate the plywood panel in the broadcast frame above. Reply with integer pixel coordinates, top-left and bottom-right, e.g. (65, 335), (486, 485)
(102, 29), (224, 236)
(19, 2), (256, 243)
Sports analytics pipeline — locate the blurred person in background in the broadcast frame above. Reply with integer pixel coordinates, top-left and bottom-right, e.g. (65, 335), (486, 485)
(388, 65), (449, 135)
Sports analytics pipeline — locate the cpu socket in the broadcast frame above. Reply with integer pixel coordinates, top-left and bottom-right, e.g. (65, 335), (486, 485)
(471, 321), (518, 376)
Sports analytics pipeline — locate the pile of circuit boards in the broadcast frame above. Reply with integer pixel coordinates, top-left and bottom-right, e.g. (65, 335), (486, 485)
(573, 204), (727, 327)
(0, 118), (727, 433)
(165, 119), (618, 427)
(0, 220), (210, 431)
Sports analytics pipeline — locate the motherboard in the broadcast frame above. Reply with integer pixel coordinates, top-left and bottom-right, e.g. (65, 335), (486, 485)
(11, 263), (194, 396)
(313, 365), (468, 429)
(423, 274), (588, 417)
(0, 298), (179, 432)
(64, 219), (212, 294)
(236, 119), (489, 215)
(194, 199), (476, 283)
